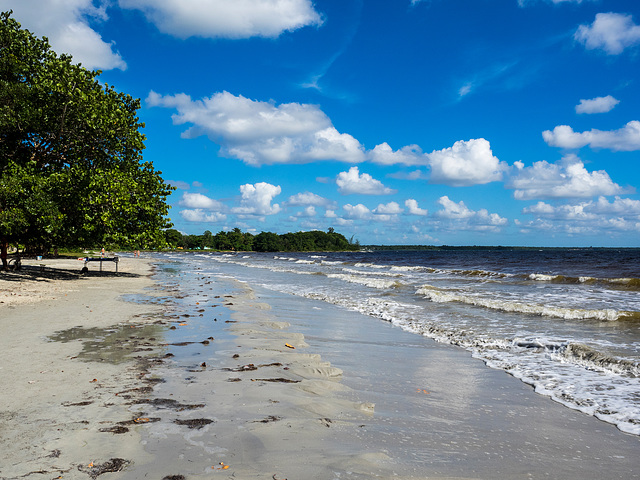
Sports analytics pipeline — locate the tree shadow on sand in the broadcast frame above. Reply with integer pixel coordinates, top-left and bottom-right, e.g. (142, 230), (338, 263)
(0, 264), (143, 283)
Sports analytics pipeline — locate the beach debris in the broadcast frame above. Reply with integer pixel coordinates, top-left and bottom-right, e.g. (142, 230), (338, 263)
(162, 476), (186, 480)
(212, 462), (230, 470)
(99, 425), (129, 434)
(416, 389), (430, 394)
(132, 397), (205, 410)
(319, 417), (333, 428)
(224, 362), (282, 372)
(251, 378), (300, 383)
(252, 415), (282, 423)
(118, 417), (161, 425)
(62, 400), (93, 407)
(178, 323), (188, 326)
(284, 343), (295, 349)
(90, 378), (98, 383)
(174, 418), (214, 429)
(47, 449), (62, 458)
(273, 475), (287, 480)
(77, 458), (130, 479)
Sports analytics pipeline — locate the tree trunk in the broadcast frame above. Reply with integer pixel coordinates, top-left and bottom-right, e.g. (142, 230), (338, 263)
(1, 237), (8, 270)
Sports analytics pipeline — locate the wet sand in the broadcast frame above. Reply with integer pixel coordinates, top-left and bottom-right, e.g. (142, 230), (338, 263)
(1, 256), (639, 479)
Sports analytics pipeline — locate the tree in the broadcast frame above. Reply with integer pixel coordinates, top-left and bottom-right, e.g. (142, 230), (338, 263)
(164, 228), (183, 248)
(0, 11), (174, 267)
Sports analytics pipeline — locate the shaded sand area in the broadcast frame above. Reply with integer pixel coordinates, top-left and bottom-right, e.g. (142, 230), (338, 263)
(1, 256), (640, 479)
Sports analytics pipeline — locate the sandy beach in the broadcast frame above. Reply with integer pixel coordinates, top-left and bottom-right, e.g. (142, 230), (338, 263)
(1, 255), (639, 479)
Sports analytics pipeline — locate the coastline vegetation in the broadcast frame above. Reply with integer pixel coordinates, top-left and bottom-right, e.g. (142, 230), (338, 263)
(164, 227), (359, 252)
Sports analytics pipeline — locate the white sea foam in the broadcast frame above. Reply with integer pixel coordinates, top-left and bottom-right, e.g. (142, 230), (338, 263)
(416, 284), (622, 321)
(529, 273), (559, 281)
(327, 273), (403, 289)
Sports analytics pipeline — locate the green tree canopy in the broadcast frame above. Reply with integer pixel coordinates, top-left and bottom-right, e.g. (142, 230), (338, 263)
(0, 11), (174, 267)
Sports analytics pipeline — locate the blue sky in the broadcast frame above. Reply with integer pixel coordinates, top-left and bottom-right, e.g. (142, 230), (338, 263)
(6, 0), (640, 246)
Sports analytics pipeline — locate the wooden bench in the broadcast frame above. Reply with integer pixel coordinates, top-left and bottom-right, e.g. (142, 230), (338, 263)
(83, 256), (119, 272)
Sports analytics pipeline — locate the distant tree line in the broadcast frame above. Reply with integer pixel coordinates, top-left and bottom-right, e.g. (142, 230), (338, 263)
(164, 227), (359, 252)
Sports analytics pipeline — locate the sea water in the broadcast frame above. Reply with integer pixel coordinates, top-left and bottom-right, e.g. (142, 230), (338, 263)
(153, 248), (640, 435)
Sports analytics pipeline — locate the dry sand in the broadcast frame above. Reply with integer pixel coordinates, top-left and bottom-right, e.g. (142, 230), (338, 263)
(2, 255), (639, 480)
(0, 257), (164, 479)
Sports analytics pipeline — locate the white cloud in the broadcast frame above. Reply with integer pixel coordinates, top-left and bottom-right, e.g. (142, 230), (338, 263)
(147, 91), (365, 166)
(291, 206), (317, 218)
(286, 192), (334, 207)
(435, 196), (475, 220)
(2, 0), (126, 70)
(435, 196), (507, 231)
(542, 121), (640, 151)
(373, 202), (403, 215)
(178, 192), (224, 210)
(508, 155), (626, 200)
(179, 209), (227, 222)
(592, 196), (640, 216)
(405, 199), (428, 216)
(343, 204), (372, 220)
(427, 138), (508, 186)
(336, 167), (396, 195)
(232, 182), (281, 215)
(370, 138), (506, 187)
(521, 197), (640, 234)
(576, 95), (619, 114)
(575, 12), (640, 55)
(118, 0), (322, 39)
(369, 142), (424, 166)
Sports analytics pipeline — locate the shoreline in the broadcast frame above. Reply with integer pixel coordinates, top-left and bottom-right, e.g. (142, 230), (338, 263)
(2, 255), (640, 479)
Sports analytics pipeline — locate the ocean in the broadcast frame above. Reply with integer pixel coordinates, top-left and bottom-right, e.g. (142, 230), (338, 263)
(153, 247), (640, 436)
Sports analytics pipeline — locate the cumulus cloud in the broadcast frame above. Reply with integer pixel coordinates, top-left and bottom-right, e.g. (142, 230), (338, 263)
(232, 182), (282, 216)
(336, 167), (396, 195)
(147, 91), (365, 166)
(179, 192), (224, 210)
(3, 0), (126, 70)
(435, 196), (475, 220)
(177, 192), (227, 222)
(521, 197), (640, 234)
(427, 139), (508, 186)
(370, 138), (506, 186)
(291, 206), (317, 218)
(373, 202), (403, 215)
(575, 12), (640, 55)
(180, 209), (227, 222)
(343, 204), (372, 220)
(118, 0), (322, 39)
(435, 196), (507, 231)
(369, 143), (424, 166)
(286, 192), (335, 208)
(542, 121), (640, 151)
(507, 155), (627, 200)
(405, 199), (428, 216)
(575, 95), (620, 114)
